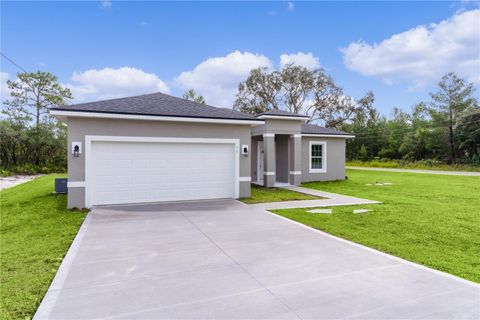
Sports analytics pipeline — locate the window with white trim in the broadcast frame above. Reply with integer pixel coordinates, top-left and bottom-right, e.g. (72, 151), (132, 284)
(309, 141), (326, 173)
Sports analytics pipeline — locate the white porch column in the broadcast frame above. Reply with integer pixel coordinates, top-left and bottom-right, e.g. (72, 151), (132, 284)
(263, 133), (276, 187)
(289, 134), (302, 185)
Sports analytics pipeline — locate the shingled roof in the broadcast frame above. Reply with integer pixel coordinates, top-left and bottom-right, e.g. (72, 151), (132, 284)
(301, 123), (352, 136)
(51, 92), (262, 121)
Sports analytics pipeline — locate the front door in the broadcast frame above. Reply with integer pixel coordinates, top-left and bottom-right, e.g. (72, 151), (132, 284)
(257, 141), (264, 183)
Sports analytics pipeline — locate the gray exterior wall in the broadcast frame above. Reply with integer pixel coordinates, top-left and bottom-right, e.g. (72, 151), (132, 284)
(251, 124), (266, 136)
(301, 137), (346, 182)
(275, 135), (289, 183)
(252, 119), (302, 135)
(66, 117), (252, 208)
(250, 136), (261, 182)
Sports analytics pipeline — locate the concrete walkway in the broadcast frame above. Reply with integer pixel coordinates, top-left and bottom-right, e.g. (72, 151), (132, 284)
(347, 166), (480, 176)
(249, 185), (380, 210)
(35, 199), (479, 319)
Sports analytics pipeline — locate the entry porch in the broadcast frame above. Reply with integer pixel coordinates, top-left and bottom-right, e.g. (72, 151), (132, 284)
(251, 133), (302, 187)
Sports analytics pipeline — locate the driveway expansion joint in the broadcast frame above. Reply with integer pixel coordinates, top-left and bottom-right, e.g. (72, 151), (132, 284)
(179, 211), (303, 320)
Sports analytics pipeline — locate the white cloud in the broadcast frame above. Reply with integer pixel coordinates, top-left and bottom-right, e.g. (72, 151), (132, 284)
(342, 9), (480, 88)
(1, 72), (10, 102)
(100, 0), (112, 9)
(175, 51), (273, 107)
(65, 67), (169, 102)
(280, 52), (321, 70)
(140, 21), (149, 26)
(287, 2), (295, 12)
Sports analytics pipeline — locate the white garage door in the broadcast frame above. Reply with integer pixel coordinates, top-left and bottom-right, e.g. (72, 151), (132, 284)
(89, 140), (237, 206)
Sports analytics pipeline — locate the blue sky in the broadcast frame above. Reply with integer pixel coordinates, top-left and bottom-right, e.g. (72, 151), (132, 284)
(1, 1), (479, 117)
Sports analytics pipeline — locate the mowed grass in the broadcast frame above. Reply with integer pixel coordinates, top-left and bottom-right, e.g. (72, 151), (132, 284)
(0, 175), (87, 319)
(240, 184), (319, 204)
(272, 170), (480, 283)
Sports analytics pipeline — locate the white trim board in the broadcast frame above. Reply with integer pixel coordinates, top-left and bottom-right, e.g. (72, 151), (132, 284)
(257, 115), (310, 121)
(51, 110), (264, 126)
(67, 181), (85, 188)
(302, 134), (355, 138)
(84, 136), (240, 208)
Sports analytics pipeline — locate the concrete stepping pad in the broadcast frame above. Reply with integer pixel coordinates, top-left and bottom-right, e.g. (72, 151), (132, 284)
(354, 209), (372, 214)
(307, 209), (332, 214)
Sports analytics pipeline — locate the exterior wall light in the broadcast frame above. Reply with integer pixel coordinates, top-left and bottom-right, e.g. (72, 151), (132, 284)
(241, 144), (249, 157)
(72, 142), (82, 158)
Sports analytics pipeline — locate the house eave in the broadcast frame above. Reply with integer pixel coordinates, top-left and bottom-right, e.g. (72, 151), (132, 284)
(50, 110), (265, 126)
(256, 115), (310, 121)
(301, 133), (355, 138)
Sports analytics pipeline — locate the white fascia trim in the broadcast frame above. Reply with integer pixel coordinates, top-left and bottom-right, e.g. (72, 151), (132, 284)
(309, 140), (327, 174)
(50, 110), (264, 126)
(84, 136), (240, 208)
(302, 134), (355, 138)
(85, 136), (241, 144)
(263, 133), (275, 138)
(67, 181), (85, 188)
(264, 171), (275, 176)
(291, 134), (302, 138)
(289, 171), (302, 175)
(239, 177), (251, 182)
(257, 115), (310, 121)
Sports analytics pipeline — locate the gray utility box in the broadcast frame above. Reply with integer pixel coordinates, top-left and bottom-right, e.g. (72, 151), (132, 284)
(55, 178), (68, 194)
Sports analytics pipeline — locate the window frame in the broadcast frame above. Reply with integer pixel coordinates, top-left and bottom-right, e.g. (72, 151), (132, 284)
(309, 141), (327, 173)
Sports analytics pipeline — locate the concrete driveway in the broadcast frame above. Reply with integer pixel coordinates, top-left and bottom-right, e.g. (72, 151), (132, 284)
(36, 200), (479, 319)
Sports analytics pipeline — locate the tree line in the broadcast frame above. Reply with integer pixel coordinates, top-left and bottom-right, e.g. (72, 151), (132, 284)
(1, 67), (479, 176)
(342, 73), (479, 165)
(1, 72), (72, 175)
(234, 67), (479, 166)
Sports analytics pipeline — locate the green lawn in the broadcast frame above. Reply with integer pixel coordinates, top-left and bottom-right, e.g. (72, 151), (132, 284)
(0, 175), (87, 320)
(240, 184), (320, 204)
(272, 169), (480, 283)
(347, 160), (480, 172)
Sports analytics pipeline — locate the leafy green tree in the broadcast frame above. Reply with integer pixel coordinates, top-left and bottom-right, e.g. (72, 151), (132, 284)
(342, 73), (478, 166)
(182, 89), (206, 104)
(3, 71), (72, 128)
(234, 64), (374, 128)
(0, 120), (27, 166)
(455, 111), (480, 163)
(358, 144), (369, 161)
(343, 107), (387, 160)
(428, 72), (478, 163)
(2, 71), (72, 165)
(234, 67), (282, 114)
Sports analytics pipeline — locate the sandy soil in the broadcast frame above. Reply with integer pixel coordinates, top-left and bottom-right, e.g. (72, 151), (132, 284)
(0, 175), (43, 190)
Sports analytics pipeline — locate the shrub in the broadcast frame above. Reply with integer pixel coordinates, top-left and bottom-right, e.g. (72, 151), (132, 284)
(0, 164), (66, 177)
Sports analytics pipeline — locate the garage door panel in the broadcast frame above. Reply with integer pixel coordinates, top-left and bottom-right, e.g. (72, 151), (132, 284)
(90, 141), (236, 206)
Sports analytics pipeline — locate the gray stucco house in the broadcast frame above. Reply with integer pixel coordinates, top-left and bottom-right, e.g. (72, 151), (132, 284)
(51, 92), (353, 208)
